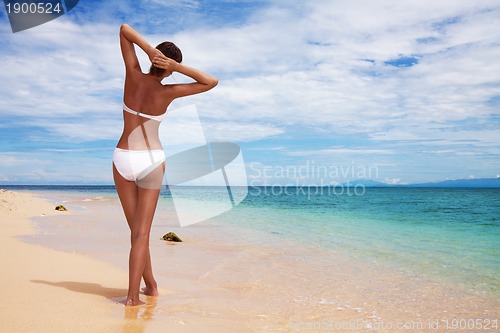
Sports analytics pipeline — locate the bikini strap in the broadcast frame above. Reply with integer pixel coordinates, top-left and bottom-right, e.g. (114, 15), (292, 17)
(122, 103), (167, 122)
(123, 103), (140, 116)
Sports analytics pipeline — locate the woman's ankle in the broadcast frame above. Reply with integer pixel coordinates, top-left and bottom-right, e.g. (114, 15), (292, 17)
(125, 297), (145, 306)
(142, 284), (159, 296)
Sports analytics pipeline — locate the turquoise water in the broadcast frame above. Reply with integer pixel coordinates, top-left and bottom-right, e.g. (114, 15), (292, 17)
(7, 185), (500, 295)
(164, 186), (500, 294)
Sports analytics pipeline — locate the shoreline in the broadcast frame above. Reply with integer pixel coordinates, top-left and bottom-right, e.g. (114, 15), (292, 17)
(2, 189), (499, 332)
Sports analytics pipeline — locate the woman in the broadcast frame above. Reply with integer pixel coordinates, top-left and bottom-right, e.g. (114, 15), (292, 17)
(113, 24), (218, 306)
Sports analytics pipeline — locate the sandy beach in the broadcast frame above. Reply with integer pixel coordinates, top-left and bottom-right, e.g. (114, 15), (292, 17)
(0, 189), (280, 332)
(0, 190), (133, 332)
(1, 189), (498, 333)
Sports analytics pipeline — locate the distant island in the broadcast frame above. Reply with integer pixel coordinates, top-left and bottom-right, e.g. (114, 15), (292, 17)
(342, 177), (500, 188)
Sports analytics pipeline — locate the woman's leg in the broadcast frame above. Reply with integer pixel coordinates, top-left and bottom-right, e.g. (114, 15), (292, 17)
(126, 185), (161, 305)
(113, 163), (164, 305)
(141, 252), (158, 296)
(137, 158), (167, 296)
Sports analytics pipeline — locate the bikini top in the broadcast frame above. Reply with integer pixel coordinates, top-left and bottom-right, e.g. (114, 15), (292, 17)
(123, 103), (168, 122)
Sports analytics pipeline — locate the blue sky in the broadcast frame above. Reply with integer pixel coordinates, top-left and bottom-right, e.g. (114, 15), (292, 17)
(0, 0), (499, 185)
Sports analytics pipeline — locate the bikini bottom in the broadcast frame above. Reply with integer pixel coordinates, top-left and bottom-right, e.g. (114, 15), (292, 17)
(113, 148), (165, 182)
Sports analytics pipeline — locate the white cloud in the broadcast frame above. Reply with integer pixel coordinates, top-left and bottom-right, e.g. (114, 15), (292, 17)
(3, 1), (499, 138)
(144, 0), (199, 8)
(384, 178), (402, 185)
(170, 0), (500, 148)
(287, 148), (395, 157)
(0, 153), (41, 167)
(202, 121), (284, 142)
(0, 20), (123, 122)
(0, 151), (113, 184)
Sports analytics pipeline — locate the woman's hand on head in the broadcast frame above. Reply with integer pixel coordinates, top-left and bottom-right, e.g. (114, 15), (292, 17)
(149, 49), (163, 64)
(152, 53), (178, 72)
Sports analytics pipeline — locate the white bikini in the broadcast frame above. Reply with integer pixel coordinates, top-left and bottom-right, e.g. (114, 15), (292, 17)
(113, 103), (168, 182)
(122, 102), (168, 122)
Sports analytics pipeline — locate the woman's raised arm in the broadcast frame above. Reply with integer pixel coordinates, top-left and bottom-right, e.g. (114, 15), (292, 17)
(120, 24), (160, 72)
(153, 53), (218, 98)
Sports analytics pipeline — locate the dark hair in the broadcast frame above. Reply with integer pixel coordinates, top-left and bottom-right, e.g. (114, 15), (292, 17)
(149, 41), (183, 77)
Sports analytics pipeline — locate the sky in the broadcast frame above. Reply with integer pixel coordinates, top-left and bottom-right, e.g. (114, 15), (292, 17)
(0, 0), (499, 185)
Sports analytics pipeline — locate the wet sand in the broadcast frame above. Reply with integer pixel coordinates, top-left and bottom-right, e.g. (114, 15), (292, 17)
(1, 189), (498, 332)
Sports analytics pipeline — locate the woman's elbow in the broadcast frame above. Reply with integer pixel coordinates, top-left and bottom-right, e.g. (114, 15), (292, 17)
(120, 24), (130, 34)
(209, 77), (219, 89)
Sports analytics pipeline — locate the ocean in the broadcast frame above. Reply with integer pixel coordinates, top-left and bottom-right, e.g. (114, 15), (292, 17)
(226, 187), (500, 295)
(11, 185), (499, 297)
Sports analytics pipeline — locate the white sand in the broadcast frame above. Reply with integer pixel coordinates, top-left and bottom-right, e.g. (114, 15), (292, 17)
(0, 190), (129, 332)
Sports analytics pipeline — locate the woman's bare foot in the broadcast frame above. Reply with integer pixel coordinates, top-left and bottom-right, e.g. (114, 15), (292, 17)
(141, 286), (159, 296)
(125, 298), (145, 307)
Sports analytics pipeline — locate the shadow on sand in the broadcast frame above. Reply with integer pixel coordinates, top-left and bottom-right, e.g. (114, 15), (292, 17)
(31, 279), (127, 300)
(31, 279), (158, 332)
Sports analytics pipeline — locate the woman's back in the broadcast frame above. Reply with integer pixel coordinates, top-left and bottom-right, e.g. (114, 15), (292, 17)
(117, 71), (171, 150)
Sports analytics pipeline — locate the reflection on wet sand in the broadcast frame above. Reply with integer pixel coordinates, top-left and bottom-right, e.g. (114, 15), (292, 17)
(123, 297), (157, 333)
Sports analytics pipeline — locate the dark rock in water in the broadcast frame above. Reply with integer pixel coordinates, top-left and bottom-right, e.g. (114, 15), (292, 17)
(55, 205), (67, 211)
(162, 232), (182, 242)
